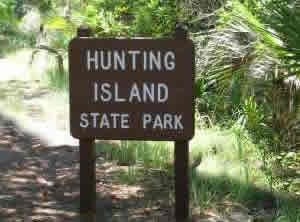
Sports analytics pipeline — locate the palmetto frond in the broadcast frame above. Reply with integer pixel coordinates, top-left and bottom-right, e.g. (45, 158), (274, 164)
(252, 0), (300, 76)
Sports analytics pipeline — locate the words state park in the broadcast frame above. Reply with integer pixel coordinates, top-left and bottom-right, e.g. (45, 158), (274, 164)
(79, 112), (183, 130)
(79, 81), (184, 130)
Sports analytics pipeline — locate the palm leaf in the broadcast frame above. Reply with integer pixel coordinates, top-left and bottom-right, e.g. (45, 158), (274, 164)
(254, 0), (300, 76)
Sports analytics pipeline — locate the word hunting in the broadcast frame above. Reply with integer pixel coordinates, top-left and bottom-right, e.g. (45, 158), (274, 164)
(86, 49), (176, 71)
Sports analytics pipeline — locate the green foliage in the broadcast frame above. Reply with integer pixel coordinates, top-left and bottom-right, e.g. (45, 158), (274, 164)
(238, 0), (300, 76)
(192, 0), (300, 153)
(0, 0), (18, 33)
(0, 0), (12, 19)
(45, 16), (76, 35)
(258, 0), (300, 77)
(187, 0), (300, 210)
(240, 96), (264, 130)
(96, 0), (177, 37)
(45, 68), (69, 91)
(133, 0), (177, 36)
(96, 141), (172, 170)
(0, 0), (40, 49)
(45, 0), (176, 37)
(219, 0), (279, 56)
(118, 166), (139, 185)
(275, 198), (300, 222)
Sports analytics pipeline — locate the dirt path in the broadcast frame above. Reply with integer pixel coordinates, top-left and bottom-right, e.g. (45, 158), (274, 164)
(0, 76), (176, 221)
(0, 113), (84, 222)
(0, 78), (111, 221)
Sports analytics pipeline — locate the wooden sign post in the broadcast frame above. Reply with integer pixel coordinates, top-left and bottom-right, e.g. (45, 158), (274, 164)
(77, 26), (96, 222)
(69, 25), (194, 222)
(174, 25), (190, 222)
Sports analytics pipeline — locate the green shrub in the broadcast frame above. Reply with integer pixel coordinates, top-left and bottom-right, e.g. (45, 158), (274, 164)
(95, 0), (177, 37)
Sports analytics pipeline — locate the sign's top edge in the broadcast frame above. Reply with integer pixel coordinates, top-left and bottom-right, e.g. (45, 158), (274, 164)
(68, 38), (194, 50)
(70, 37), (194, 41)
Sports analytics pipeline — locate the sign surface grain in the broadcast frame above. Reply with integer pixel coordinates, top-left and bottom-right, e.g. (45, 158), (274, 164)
(69, 38), (195, 140)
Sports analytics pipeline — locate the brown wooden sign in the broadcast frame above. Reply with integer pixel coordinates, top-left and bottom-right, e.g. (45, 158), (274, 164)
(69, 38), (195, 140)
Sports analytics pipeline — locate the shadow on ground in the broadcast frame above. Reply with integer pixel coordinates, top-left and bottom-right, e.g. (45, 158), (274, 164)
(0, 112), (112, 222)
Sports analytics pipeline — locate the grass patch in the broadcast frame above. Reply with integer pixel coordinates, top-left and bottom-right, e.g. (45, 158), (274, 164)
(275, 198), (300, 222)
(118, 166), (143, 185)
(96, 123), (300, 220)
(96, 140), (173, 170)
(44, 68), (69, 90)
(188, 126), (273, 210)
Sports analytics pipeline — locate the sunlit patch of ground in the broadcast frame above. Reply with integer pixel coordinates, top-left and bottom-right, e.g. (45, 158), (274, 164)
(0, 49), (33, 81)
(0, 78), (75, 147)
(0, 48), (53, 81)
